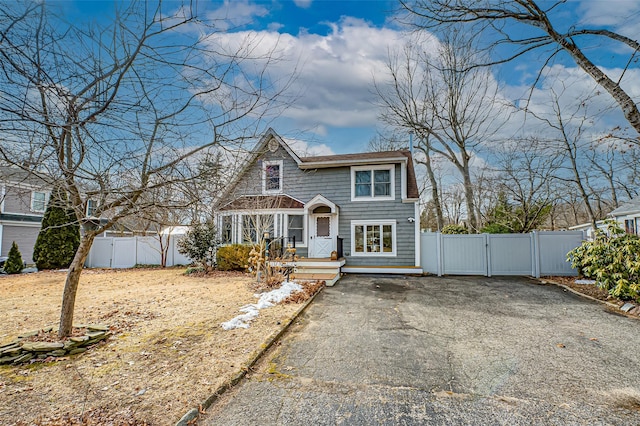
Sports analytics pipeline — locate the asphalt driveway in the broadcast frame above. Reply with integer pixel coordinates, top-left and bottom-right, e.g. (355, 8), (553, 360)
(202, 275), (640, 425)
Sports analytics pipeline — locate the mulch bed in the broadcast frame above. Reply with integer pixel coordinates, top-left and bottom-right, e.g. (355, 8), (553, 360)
(543, 276), (640, 318)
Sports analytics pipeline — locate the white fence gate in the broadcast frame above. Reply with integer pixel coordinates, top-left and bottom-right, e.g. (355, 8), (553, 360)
(420, 231), (585, 277)
(85, 236), (191, 268)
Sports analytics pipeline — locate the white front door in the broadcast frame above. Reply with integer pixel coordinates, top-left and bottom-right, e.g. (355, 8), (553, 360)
(310, 215), (334, 258)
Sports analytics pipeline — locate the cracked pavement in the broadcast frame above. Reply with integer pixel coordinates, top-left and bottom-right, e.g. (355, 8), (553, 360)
(202, 275), (640, 425)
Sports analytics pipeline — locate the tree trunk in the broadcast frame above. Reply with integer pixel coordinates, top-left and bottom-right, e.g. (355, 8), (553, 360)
(58, 233), (95, 338)
(568, 157), (598, 231)
(461, 155), (478, 232)
(423, 151), (444, 231)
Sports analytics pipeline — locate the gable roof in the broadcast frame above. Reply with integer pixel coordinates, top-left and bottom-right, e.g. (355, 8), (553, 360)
(216, 129), (420, 206)
(609, 196), (640, 216)
(251, 128), (301, 165)
(0, 165), (52, 189)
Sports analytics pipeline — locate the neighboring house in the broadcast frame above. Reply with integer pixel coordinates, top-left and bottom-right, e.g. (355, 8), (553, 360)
(609, 196), (640, 235)
(0, 166), (134, 264)
(568, 221), (606, 240)
(215, 128), (422, 274)
(0, 167), (50, 262)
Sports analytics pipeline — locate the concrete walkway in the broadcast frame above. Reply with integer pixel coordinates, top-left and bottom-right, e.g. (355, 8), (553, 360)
(202, 275), (640, 425)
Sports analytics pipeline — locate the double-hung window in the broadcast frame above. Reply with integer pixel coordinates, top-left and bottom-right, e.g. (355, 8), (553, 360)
(351, 220), (396, 256)
(351, 165), (394, 201)
(221, 215), (233, 244)
(287, 214), (304, 245)
(625, 219), (637, 235)
(262, 160), (283, 194)
(31, 191), (48, 213)
(86, 199), (98, 216)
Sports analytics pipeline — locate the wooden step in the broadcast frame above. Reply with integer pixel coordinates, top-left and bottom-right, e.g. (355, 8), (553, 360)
(291, 272), (341, 287)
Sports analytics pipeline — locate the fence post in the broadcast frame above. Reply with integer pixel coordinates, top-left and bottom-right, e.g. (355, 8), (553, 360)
(532, 231), (541, 278)
(437, 232), (443, 277)
(485, 234), (491, 277)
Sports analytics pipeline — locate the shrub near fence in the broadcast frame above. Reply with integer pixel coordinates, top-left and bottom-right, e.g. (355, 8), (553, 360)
(420, 231), (585, 277)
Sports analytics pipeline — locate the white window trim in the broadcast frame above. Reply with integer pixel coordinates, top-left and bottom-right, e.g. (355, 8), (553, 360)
(86, 199), (98, 217)
(219, 214), (234, 244)
(220, 210), (306, 246)
(30, 191), (49, 213)
(350, 219), (397, 257)
(262, 160), (284, 194)
(284, 212), (306, 247)
(350, 165), (395, 202)
(0, 185), (5, 213)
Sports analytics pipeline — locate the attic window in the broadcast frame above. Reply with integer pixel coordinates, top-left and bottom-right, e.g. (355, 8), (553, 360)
(262, 160), (283, 194)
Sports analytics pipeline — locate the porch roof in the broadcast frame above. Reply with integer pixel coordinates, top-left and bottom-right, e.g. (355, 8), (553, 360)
(218, 195), (305, 211)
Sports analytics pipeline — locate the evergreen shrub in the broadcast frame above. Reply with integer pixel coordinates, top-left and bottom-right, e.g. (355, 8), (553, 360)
(33, 189), (80, 270)
(4, 241), (24, 274)
(216, 244), (253, 271)
(568, 220), (640, 301)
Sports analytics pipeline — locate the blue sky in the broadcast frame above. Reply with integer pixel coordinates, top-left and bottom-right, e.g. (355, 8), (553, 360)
(59, 0), (640, 156)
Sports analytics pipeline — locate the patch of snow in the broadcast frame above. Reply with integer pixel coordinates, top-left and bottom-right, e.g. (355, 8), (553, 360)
(575, 279), (596, 285)
(221, 281), (303, 330)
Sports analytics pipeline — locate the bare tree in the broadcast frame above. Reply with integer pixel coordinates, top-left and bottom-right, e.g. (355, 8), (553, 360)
(367, 129), (444, 230)
(367, 132), (407, 152)
(582, 140), (640, 211)
(0, 2), (293, 337)
(417, 132), (445, 231)
(440, 183), (465, 226)
(375, 29), (507, 232)
(487, 139), (561, 232)
(527, 87), (601, 230)
(402, 0), (640, 138)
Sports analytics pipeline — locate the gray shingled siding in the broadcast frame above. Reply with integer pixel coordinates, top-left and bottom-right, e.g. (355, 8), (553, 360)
(1, 224), (40, 262)
(224, 146), (308, 200)
(296, 166), (415, 267)
(221, 146), (417, 267)
(3, 185), (37, 215)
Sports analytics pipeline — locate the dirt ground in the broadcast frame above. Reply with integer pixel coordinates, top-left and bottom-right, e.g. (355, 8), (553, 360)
(0, 268), (304, 425)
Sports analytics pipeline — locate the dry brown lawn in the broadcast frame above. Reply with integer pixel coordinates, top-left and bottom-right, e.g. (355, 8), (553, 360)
(0, 268), (304, 425)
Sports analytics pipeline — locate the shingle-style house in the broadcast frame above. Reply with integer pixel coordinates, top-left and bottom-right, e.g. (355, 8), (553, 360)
(609, 196), (640, 235)
(0, 166), (135, 265)
(215, 129), (422, 281)
(0, 167), (50, 262)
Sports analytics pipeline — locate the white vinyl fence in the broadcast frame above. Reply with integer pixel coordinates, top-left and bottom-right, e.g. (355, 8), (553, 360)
(420, 231), (585, 277)
(85, 236), (191, 268)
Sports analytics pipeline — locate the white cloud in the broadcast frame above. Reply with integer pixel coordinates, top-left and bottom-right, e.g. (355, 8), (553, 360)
(504, 64), (640, 139)
(293, 0), (313, 9)
(577, 0), (640, 38)
(196, 8), (639, 156)
(284, 137), (335, 156)
(205, 0), (269, 31)
(200, 17), (417, 130)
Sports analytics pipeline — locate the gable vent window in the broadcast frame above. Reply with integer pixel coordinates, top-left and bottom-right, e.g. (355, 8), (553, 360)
(262, 160), (283, 194)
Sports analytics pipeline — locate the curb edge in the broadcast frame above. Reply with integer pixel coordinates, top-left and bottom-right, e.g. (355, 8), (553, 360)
(175, 286), (324, 426)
